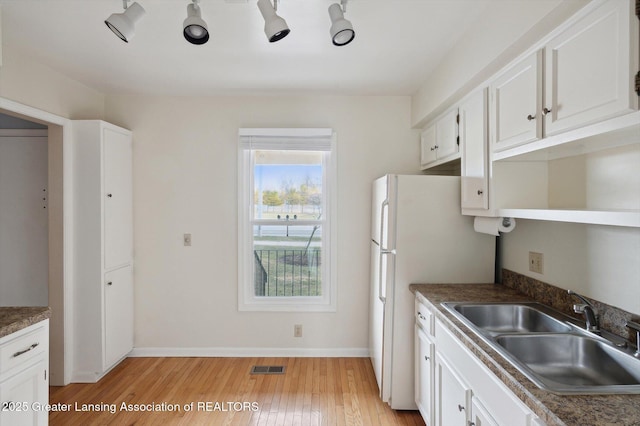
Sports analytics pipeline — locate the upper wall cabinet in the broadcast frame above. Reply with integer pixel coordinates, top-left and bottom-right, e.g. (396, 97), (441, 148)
(460, 89), (489, 211)
(544, 0), (637, 136)
(490, 51), (542, 152)
(491, 0), (638, 155)
(420, 107), (459, 170)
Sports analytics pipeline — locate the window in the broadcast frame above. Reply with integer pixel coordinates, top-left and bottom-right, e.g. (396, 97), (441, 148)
(238, 128), (336, 311)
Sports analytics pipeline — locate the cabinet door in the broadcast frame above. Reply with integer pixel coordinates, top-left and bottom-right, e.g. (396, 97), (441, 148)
(0, 360), (48, 426)
(415, 325), (434, 425)
(544, 0), (636, 136)
(470, 396), (499, 426)
(460, 89), (489, 210)
(491, 50), (542, 151)
(436, 354), (471, 426)
(421, 123), (438, 167)
(104, 265), (134, 370)
(436, 108), (459, 160)
(103, 127), (133, 270)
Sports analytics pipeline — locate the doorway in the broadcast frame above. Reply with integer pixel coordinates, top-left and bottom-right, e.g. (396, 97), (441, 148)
(0, 102), (69, 386)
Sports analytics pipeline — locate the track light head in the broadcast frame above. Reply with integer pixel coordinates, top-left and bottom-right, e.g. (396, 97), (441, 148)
(105, 1), (146, 43)
(183, 1), (209, 45)
(328, 2), (354, 46)
(257, 0), (290, 43)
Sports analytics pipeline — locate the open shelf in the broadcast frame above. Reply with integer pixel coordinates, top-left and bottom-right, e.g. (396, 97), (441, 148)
(497, 208), (640, 228)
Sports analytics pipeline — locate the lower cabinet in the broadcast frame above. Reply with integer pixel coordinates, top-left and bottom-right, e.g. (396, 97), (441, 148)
(435, 354), (471, 426)
(414, 301), (545, 426)
(0, 320), (49, 426)
(415, 325), (434, 424)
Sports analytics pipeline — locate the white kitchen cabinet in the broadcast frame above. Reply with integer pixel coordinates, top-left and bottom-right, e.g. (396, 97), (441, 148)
(491, 0), (638, 154)
(72, 120), (134, 382)
(415, 325), (434, 425)
(0, 321), (49, 426)
(421, 108), (459, 169)
(543, 0), (638, 136)
(414, 298), (542, 426)
(490, 50), (542, 152)
(104, 265), (134, 371)
(460, 88), (490, 212)
(470, 397), (499, 426)
(435, 353), (471, 426)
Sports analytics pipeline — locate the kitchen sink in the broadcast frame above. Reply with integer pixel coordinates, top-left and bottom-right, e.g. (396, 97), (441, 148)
(441, 301), (640, 394)
(448, 303), (572, 335)
(495, 334), (640, 393)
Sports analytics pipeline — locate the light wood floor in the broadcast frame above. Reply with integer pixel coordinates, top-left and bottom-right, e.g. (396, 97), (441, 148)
(50, 357), (425, 426)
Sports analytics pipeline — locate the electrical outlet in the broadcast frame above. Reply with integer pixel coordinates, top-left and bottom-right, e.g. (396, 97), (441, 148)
(529, 252), (544, 274)
(183, 233), (192, 247)
(294, 324), (302, 338)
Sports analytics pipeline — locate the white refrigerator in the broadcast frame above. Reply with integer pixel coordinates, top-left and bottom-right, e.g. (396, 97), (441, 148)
(369, 174), (495, 409)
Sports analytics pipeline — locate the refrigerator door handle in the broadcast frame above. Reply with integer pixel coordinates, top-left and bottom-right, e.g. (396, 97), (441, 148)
(378, 199), (393, 303)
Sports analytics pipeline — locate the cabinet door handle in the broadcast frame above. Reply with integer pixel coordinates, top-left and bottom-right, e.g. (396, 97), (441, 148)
(424, 355), (430, 361)
(418, 312), (426, 320)
(468, 422), (476, 426)
(542, 107), (552, 116)
(527, 114), (535, 121)
(434, 145), (439, 150)
(107, 193), (113, 198)
(477, 190), (483, 195)
(107, 281), (113, 286)
(12, 343), (39, 358)
(458, 404), (465, 412)
(430, 146), (436, 151)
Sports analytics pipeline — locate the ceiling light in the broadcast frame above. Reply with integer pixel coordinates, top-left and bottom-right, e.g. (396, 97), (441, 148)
(105, 1), (146, 43)
(328, 0), (354, 46)
(257, 0), (290, 43)
(183, 0), (209, 45)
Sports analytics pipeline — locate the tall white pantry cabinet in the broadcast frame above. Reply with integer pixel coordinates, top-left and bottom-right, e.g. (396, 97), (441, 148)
(72, 120), (134, 383)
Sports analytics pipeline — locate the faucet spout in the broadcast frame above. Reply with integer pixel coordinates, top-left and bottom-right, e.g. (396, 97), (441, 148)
(568, 290), (600, 333)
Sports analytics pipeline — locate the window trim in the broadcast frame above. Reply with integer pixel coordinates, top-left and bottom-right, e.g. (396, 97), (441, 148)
(237, 128), (337, 312)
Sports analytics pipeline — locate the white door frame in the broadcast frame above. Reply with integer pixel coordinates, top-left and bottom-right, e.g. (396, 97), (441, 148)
(0, 96), (74, 385)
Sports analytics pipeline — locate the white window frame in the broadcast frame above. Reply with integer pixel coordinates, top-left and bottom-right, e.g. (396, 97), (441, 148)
(237, 128), (337, 312)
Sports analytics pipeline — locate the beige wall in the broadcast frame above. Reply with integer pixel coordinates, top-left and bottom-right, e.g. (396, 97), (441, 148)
(104, 94), (419, 352)
(0, 46), (104, 119)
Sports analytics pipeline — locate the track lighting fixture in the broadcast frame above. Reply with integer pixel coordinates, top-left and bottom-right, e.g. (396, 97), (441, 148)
(183, 0), (209, 45)
(328, 0), (355, 46)
(257, 0), (290, 43)
(105, 0), (146, 43)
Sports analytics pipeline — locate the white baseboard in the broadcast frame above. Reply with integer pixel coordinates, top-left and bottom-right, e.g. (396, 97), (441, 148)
(129, 347), (369, 358)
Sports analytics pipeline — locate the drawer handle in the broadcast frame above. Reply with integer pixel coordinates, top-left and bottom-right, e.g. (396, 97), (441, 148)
(527, 114), (535, 121)
(418, 313), (426, 320)
(12, 343), (39, 358)
(458, 404), (465, 412)
(424, 355), (430, 361)
(542, 107), (552, 116)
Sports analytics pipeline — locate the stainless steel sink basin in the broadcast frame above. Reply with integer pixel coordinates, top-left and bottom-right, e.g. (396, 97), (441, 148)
(495, 334), (640, 393)
(449, 303), (572, 335)
(441, 301), (640, 394)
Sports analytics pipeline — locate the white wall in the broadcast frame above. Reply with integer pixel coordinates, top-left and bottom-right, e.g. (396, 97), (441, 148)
(502, 221), (640, 315)
(411, 0), (587, 127)
(0, 134), (48, 306)
(0, 45), (105, 120)
(104, 94), (419, 353)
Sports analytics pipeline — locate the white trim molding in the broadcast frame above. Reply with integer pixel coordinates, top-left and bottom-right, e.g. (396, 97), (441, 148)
(129, 347), (369, 358)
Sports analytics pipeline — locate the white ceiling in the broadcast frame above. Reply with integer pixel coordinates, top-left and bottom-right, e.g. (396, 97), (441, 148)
(1, 0), (503, 96)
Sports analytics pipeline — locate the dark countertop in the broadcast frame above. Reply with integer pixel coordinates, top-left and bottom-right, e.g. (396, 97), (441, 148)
(410, 283), (640, 426)
(0, 307), (51, 339)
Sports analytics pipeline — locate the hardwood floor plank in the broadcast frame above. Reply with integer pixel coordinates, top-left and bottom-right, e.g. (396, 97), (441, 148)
(49, 357), (424, 426)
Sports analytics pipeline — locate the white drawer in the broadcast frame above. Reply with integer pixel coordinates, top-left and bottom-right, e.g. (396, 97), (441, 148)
(0, 323), (48, 375)
(415, 300), (433, 336)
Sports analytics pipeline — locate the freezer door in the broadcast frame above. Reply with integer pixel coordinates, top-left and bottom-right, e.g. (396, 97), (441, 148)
(371, 175), (389, 243)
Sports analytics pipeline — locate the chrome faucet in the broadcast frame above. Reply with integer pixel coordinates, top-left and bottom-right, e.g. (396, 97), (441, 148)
(626, 321), (640, 358)
(568, 290), (600, 333)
